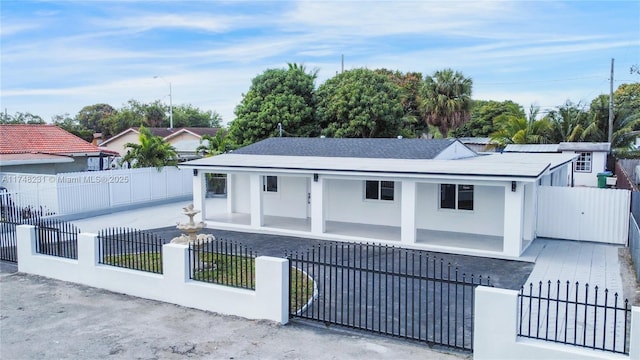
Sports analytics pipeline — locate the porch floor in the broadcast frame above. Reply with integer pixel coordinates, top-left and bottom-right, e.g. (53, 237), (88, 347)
(205, 208), (505, 252)
(416, 229), (503, 253)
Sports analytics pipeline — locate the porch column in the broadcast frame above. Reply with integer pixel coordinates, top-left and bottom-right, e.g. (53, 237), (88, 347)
(192, 169), (206, 222)
(310, 175), (325, 234)
(250, 174), (263, 228)
(226, 173), (234, 213)
(400, 180), (417, 244)
(503, 181), (524, 257)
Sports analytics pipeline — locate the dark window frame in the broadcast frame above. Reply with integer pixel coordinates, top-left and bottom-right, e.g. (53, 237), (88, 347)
(439, 183), (474, 211)
(262, 175), (278, 193)
(364, 180), (395, 201)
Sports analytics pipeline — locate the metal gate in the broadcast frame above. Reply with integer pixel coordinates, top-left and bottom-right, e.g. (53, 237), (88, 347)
(287, 242), (490, 351)
(537, 186), (630, 244)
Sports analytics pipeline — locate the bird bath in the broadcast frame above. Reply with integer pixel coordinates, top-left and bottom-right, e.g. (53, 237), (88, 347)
(171, 204), (214, 245)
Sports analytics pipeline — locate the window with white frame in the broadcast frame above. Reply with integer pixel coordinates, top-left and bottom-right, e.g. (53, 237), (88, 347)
(574, 152), (592, 173)
(364, 180), (394, 201)
(262, 175), (278, 192)
(439, 184), (474, 210)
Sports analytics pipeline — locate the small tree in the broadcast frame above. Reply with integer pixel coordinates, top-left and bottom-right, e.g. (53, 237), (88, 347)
(196, 132), (228, 157)
(121, 126), (178, 170)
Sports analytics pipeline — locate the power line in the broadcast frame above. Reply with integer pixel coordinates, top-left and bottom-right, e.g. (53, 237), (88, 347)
(481, 76), (603, 85)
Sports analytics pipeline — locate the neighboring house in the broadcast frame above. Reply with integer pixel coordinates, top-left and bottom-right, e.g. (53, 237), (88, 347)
(503, 142), (611, 187)
(181, 137), (577, 259)
(457, 137), (497, 153)
(101, 127), (220, 160)
(0, 124), (118, 174)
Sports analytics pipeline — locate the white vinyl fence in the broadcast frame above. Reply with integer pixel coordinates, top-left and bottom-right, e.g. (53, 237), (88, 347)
(0, 167), (192, 216)
(536, 186), (630, 245)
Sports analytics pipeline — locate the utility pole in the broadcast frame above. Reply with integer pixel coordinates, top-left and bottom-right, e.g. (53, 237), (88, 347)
(608, 58), (614, 143)
(341, 54), (344, 73)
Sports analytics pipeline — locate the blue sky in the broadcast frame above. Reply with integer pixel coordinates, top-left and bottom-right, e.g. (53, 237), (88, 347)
(1, 1), (639, 126)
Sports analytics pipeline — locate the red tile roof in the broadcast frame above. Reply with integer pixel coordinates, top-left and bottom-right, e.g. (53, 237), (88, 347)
(0, 124), (108, 155)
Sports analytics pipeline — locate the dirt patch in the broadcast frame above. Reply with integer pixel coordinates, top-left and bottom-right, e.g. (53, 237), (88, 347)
(618, 247), (640, 305)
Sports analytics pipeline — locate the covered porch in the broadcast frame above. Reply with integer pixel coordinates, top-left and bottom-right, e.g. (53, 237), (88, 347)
(195, 172), (534, 258)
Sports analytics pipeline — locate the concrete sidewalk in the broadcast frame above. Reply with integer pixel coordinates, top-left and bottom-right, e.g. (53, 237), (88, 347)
(0, 272), (467, 360)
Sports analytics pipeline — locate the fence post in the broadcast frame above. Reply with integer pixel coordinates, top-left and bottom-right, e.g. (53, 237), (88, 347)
(255, 256), (289, 324)
(163, 243), (189, 284)
(474, 286), (519, 360)
(16, 225), (36, 273)
(631, 307), (640, 360)
(77, 232), (99, 270)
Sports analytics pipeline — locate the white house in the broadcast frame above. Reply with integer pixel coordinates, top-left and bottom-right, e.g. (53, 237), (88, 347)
(180, 138), (577, 259)
(503, 142), (610, 187)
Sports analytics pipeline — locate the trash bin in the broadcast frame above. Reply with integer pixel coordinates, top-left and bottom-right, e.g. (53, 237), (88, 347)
(597, 171), (612, 188)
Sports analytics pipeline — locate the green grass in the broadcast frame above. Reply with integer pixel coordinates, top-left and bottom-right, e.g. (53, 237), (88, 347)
(103, 251), (315, 312)
(103, 252), (163, 273)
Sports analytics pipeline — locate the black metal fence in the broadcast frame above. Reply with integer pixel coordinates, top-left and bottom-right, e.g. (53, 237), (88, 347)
(0, 189), (70, 262)
(35, 218), (80, 259)
(287, 242), (490, 351)
(0, 191), (50, 263)
(98, 227), (166, 274)
(518, 281), (631, 355)
(189, 238), (256, 290)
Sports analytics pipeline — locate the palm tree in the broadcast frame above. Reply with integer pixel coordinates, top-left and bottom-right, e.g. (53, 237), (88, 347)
(196, 132), (228, 157)
(546, 101), (590, 143)
(121, 126), (178, 170)
(584, 96), (640, 150)
(490, 106), (552, 147)
(420, 68), (473, 138)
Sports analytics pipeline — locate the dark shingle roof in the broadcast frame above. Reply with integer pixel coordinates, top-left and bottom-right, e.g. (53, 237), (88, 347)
(232, 137), (458, 159)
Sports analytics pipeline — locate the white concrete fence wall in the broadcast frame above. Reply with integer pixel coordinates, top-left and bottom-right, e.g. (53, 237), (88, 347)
(0, 167), (192, 216)
(15, 225), (289, 324)
(474, 286), (640, 360)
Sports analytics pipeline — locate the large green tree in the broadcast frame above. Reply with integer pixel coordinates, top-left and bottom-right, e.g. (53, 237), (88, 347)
(52, 113), (94, 142)
(120, 126), (178, 170)
(0, 111), (45, 124)
(316, 68), (404, 138)
(228, 64), (317, 147)
(420, 68), (473, 138)
(375, 69), (426, 137)
(173, 105), (222, 128)
(451, 100), (524, 138)
(76, 104), (116, 133)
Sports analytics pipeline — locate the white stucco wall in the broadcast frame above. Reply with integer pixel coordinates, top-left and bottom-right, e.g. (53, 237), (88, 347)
(415, 183), (504, 237)
(565, 151), (607, 187)
(474, 286), (638, 360)
(325, 178), (401, 227)
(16, 227), (290, 324)
(231, 173), (251, 213)
(263, 176), (308, 219)
(523, 182), (536, 242)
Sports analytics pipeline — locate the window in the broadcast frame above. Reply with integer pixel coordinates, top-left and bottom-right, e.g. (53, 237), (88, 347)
(262, 176), (278, 192)
(440, 184), (474, 210)
(364, 180), (394, 201)
(574, 152), (592, 173)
